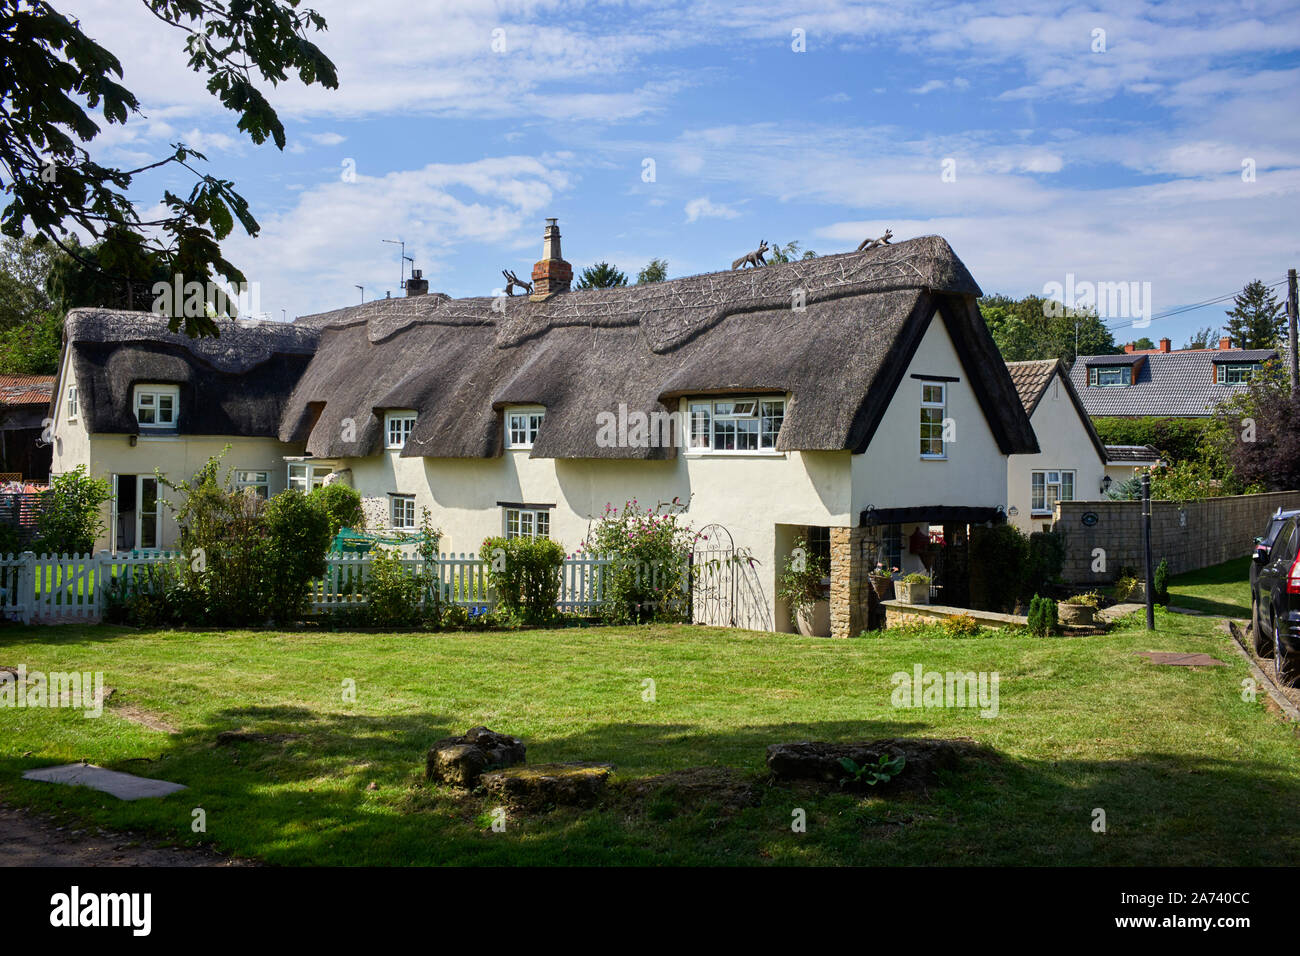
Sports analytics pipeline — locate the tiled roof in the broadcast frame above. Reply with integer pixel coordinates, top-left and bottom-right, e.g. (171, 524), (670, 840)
(1069, 348), (1277, 417)
(1104, 444), (1161, 464)
(1005, 359), (1058, 414)
(0, 374), (53, 406)
(1211, 349), (1276, 363)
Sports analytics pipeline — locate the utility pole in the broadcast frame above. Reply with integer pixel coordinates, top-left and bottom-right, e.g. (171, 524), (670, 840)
(383, 239), (406, 291)
(355, 284), (364, 303)
(1142, 474), (1154, 631)
(1288, 267), (1298, 397)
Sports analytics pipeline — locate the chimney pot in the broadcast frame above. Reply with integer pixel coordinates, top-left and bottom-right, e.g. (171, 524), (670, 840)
(1159, 337), (1171, 353)
(530, 218), (572, 299)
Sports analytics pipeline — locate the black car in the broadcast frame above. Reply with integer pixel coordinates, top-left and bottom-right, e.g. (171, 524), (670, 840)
(1251, 508), (1300, 685)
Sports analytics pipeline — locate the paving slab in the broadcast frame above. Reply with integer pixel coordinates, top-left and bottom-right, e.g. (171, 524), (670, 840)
(21, 763), (187, 801)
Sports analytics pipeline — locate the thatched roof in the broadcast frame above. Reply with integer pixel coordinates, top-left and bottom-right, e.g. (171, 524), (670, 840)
(286, 235), (1037, 460)
(1005, 358), (1107, 463)
(62, 309), (319, 436)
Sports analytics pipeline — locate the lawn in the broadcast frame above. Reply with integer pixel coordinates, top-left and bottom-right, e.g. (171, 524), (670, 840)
(1, 574), (1296, 865)
(1168, 556), (1251, 618)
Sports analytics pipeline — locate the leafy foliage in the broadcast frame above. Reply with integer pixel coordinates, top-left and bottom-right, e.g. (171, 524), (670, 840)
(583, 499), (693, 625)
(1024, 531), (1065, 598)
(1215, 360), (1300, 492)
(308, 483), (365, 538)
(777, 534), (828, 621)
(575, 261), (628, 289)
(978, 293), (1119, 363)
(837, 753), (905, 788)
(942, 613), (982, 637)
(1026, 595), (1058, 636)
(481, 535), (565, 626)
(1154, 559), (1169, 605)
(0, 0), (337, 336)
(969, 524), (1029, 612)
(362, 547), (425, 627)
(1091, 416), (1213, 464)
(1223, 279), (1284, 350)
(768, 240), (817, 263)
(33, 465), (111, 555)
(636, 258), (668, 283)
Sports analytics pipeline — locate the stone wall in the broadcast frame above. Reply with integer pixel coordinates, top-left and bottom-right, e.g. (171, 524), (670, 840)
(1056, 490), (1300, 585)
(829, 526), (872, 639)
(883, 601), (1025, 630)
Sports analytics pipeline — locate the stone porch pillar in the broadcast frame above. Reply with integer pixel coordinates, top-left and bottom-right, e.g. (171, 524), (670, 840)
(829, 526), (871, 639)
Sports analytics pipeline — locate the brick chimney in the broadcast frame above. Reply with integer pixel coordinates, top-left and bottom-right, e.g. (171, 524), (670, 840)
(530, 218), (572, 300)
(1123, 342), (1135, 353)
(1159, 337), (1171, 353)
(1219, 336), (1232, 350)
(404, 268), (428, 297)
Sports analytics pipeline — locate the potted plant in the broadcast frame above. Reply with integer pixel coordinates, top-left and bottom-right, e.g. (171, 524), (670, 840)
(895, 572), (931, 605)
(870, 563), (898, 600)
(779, 536), (831, 636)
(1059, 591), (1100, 625)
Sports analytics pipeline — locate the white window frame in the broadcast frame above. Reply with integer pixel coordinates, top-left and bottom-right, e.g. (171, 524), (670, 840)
(235, 469), (271, 498)
(1089, 366), (1132, 387)
(919, 382), (946, 459)
(505, 407), (545, 449)
(390, 494), (416, 530)
(385, 411), (417, 449)
(504, 507), (550, 540)
(133, 384), (180, 428)
(1031, 469), (1075, 515)
(66, 385), (78, 421)
(685, 396), (785, 454)
(1216, 363), (1259, 385)
(288, 462), (333, 492)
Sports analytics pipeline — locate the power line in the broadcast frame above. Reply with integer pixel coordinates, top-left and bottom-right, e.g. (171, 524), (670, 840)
(1105, 277), (1289, 333)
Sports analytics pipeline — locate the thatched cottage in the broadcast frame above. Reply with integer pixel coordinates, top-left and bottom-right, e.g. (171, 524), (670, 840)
(48, 224), (1038, 637)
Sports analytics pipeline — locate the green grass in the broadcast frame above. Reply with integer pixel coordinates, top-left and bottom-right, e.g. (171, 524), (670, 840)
(1, 585), (1296, 865)
(1167, 557), (1251, 618)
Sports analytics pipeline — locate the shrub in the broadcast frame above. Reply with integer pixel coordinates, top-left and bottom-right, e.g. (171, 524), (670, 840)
(363, 547), (424, 626)
(777, 535), (829, 622)
(481, 535), (565, 626)
(969, 524), (1028, 612)
(1024, 531), (1064, 598)
(1063, 591), (1101, 608)
(1027, 595), (1058, 636)
(309, 483), (365, 538)
(1113, 575), (1141, 601)
(903, 572), (931, 585)
(263, 489), (332, 622)
(33, 465), (111, 555)
(584, 500), (693, 625)
(942, 613), (981, 638)
(1154, 558), (1169, 605)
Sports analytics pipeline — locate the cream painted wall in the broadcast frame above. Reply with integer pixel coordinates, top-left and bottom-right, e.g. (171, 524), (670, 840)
(851, 312), (1008, 518)
(1006, 369), (1108, 535)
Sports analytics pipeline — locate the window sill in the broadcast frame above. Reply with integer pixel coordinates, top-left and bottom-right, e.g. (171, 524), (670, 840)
(920, 454), (948, 461)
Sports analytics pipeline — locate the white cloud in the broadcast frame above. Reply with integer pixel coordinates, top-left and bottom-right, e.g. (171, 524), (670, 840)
(684, 197), (740, 222)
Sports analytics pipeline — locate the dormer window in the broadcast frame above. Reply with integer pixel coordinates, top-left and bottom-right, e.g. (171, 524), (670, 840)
(686, 396), (785, 453)
(134, 384), (179, 428)
(505, 407), (545, 449)
(1216, 362), (1260, 385)
(385, 411), (417, 449)
(1088, 366), (1132, 387)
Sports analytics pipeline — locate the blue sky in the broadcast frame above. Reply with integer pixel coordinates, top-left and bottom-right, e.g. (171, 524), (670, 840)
(61, 0), (1300, 346)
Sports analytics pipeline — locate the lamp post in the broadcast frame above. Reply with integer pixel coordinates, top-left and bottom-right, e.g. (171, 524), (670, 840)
(1142, 474), (1154, 631)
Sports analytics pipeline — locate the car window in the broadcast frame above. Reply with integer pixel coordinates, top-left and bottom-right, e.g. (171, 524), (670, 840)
(1265, 519), (1287, 546)
(1273, 522), (1296, 562)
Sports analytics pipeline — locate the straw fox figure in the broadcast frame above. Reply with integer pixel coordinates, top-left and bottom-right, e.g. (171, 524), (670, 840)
(857, 228), (893, 252)
(731, 240), (769, 270)
(502, 269), (533, 296)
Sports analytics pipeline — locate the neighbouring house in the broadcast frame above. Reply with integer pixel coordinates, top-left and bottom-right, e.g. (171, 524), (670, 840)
(1101, 443), (1161, 490)
(1004, 359), (1108, 535)
(49, 225), (1038, 637)
(1069, 336), (1278, 418)
(0, 374), (54, 481)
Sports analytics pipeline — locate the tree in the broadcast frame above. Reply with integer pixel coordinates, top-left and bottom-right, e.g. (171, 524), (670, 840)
(34, 465), (112, 555)
(1184, 326), (1216, 350)
(1216, 359), (1300, 491)
(979, 294), (1119, 363)
(1131, 336), (1155, 351)
(0, 0), (337, 336)
(768, 240), (816, 263)
(636, 258), (668, 284)
(1223, 279), (1284, 350)
(0, 233), (65, 373)
(575, 262), (628, 289)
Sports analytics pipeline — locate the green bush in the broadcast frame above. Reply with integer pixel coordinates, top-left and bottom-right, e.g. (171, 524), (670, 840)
(969, 524), (1029, 612)
(942, 613), (981, 638)
(1027, 595), (1058, 636)
(481, 535), (565, 626)
(363, 547), (424, 626)
(309, 483), (365, 538)
(263, 489), (332, 622)
(777, 535), (829, 622)
(1024, 531), (1064, 598)
(1154, 558), (1169, 605)
(33, 465), (111, 555)
(1091, 416), (1212, 464)
(584, 500), (693, 625)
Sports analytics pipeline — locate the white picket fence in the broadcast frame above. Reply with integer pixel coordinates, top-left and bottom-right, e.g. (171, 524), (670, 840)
(0, 550), (616, 624)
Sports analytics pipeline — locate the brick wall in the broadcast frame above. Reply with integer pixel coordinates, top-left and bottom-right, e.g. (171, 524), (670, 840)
(829, 526), (872, 639)
(1055, 490), (1300, 585)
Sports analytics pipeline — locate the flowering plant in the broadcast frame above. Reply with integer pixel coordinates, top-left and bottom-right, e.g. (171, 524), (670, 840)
(582, 498), (693, 624)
